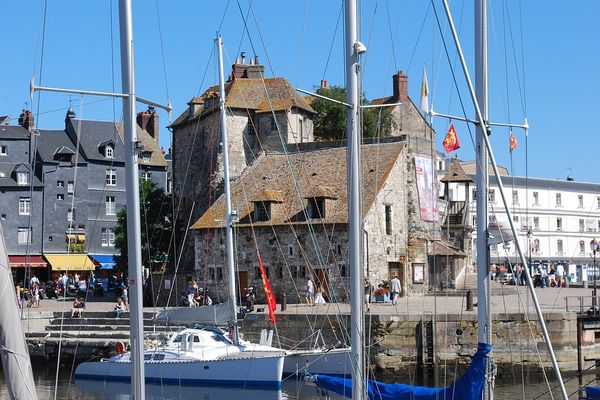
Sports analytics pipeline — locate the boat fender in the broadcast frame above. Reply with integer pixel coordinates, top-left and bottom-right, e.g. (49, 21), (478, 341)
(115, 341), (126, 354)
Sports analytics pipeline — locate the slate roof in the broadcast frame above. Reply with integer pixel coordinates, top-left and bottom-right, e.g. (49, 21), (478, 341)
(0, 125), (31, 140)
(67, 119), (166, 167)
(0, 162), (42, 187)
(191, 141), (405, 229)
(477, 174), (600, 194)
(171, 77), (315, 127)
(36, 129), (87, 164)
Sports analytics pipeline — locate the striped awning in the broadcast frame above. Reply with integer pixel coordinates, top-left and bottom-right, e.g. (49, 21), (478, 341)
(8, 255), (47, 268)
(44, 254), (96, 271)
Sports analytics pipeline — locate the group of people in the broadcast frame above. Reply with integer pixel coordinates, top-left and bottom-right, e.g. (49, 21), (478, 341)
(304, 278), (326, 305)
(492, 264), (573, 288)
(184, 280), (212, 308)
(305, 275), (403, 308)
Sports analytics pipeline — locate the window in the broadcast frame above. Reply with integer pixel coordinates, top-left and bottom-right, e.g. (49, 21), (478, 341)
(18, 198), (31, 215)
(339, 264), (347, 277)
(57, 194), (64, 200)
(106, 196), (116, 215)
(597, 196), (600, 209)
(67, 208), (75, 222)
(557, 239), (563, 254)
(141, 171), (152, 181)
(142, 152), (152, 163)
(512, 190), (519, 205)
(299, 119), (304, 143)
(247, 119), (256, 136)
(308, 197), (325, 219)
(270, 116), (277, 131)
(488, 189), (495, 203)
(532, 239), (540, 254)
(0, 145), (6, 155)
(254, 202), (271, 221)
(555, 193), (562, 207)
(513, 215), (519, 222)
(106, 169), (116, 186)
(337, 244), (342, 255)
(472, 189), (477, 201)
(101, 228), (115, 246)
(556, 218), (562, 231)
(489, 215), (497, 224)
(291, 266), (298, 278)
(385, 205), (392, 235)
(580, 241), (586, 255)
(288, 245), (294, 257)
(17, 227), (31, 244)
(533, 191), (539, 205)
(17, 172), (29, 185)
(578, 195), (584, 209)
(105, 145), (114, 158)
(67, 181), (74, 196)
(533, 217), (539, 230)
(579, 219), (585, 232)
(1, 214), (5, 220)
(57, 180), (64, 187)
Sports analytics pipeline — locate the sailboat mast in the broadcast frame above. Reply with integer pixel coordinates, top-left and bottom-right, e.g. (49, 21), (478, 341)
(474, 0), (493, 399)
(216, 35), (239, 345)
(118, 0), (146, 398)
(344, 1), (366, 399)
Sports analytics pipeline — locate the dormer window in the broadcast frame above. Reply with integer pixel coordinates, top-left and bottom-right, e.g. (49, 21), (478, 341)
(308, 197), (325, 219)
(17, 172), (29, 185)
(105, 145), (114, 158)
(254, 202), (271, 221)
(142, 152), (152, 163)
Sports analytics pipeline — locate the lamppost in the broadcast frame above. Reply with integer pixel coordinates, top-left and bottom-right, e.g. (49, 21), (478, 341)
(591, 239), (599, 310)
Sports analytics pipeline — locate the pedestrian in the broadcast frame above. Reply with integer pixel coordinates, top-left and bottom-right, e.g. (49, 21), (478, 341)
(390, 275), (401, 305)
(186, 281), (195, 307)
(314, 285), (326, 305)
(364, 278), (373, 311)
(121, 285), (129, 311)
(15, 283), (21, 308)
(540, 267), (548, 289)
(114, 298), (125, 318)
(556, 264), (565, 288)
(305, 277), (314, 305)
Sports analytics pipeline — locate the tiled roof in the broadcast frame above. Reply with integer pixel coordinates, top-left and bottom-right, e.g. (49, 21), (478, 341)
(171, 77), (315, 127)
(440, 158), (472, 183)
(191, 141), (405, 229)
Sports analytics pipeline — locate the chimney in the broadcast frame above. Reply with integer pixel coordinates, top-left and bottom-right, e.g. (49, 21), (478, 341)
(230, 51), (265, 80)
(320, 80), (329, 89)
(137, 106), (159, 141)
(392, 70), (408, 102)
(18, 110), (34, 132)
(241, 52), (246, 64)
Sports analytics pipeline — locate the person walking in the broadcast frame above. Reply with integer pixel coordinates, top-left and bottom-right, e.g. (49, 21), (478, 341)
(305, 277), (315, 305)
(390, 275), (401, 305)
(364, 278), (373, 311)
(556, 264), (565, 288)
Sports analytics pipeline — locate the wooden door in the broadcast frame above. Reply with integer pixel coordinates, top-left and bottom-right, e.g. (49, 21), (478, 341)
(314, 269), (329, 296)
(237, 271), (248, 302)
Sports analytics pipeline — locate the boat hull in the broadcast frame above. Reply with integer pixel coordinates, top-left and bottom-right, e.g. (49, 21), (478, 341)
(75, 354), (284, 389)
(283, 347), (351, 377)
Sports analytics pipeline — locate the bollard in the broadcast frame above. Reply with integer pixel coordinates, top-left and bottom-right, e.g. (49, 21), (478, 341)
(281, 293), (286, 311)
(466, 290), (474, 311)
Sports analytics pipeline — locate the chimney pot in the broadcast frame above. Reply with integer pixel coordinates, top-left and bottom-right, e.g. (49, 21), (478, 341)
(18, 109), (34, 132)
(241, 52), (246, 64)
(320, 80), (329, 89)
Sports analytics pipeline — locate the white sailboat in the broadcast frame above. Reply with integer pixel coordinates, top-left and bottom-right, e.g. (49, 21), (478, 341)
(74, 11), (285, 391)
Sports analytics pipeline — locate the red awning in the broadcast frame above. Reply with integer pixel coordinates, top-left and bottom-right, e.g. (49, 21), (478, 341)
(9, 255), (47, 268)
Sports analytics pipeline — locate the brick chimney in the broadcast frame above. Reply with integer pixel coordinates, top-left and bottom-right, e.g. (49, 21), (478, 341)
(392, 70), (408, 102)
(230, 51), (265, 81)
(18, 110), (34, 132)
(137, 106), (159, 141)
(320, 80), (329, 89)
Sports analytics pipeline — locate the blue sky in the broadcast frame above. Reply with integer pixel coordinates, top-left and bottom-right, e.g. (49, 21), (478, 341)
(1, 1), (598, 182)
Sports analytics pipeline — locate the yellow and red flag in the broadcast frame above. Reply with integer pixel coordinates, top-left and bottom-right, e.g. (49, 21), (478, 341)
(509, 130), (518, 153)
(258, 255), (277, 324)
(442, 123), (460, 153)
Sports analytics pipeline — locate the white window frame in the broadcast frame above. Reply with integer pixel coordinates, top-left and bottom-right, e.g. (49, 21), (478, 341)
(17, 227), (31, 245)
(67, 181), (74, 196)
(18, 198), (31, 215)
(105, 145), (114, 159)
(142, 152), (152, 163)
(17, 172), (28, 185)
(101, 227), (115, 247)
(106, 169), (117, 186)
(555, 193), (562, 207)
(578, 195), (584, 209)
(67, 208), (75, 222)
(106, 196), (116, 215)
(0, 145), (6, 156)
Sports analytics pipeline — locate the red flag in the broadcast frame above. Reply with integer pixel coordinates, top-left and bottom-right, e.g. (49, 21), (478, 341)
(258, 255), (277, 324)
(443, 124), (461, 153)
(509, 130), (518, 152)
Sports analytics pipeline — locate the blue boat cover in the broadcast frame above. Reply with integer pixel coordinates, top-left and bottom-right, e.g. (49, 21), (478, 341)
(587, 386), (600, 400)
(313, 343), (492, 400)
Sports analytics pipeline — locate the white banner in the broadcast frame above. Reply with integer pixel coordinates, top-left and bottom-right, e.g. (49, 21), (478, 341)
(414, 155), (437, 222)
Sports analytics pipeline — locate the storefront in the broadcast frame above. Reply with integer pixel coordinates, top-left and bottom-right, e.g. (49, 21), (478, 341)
(9, 255), (48, 285)
(44, 254), (96, 279)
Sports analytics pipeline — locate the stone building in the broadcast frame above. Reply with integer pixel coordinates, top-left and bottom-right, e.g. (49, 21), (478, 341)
(170, 53), (315, 271)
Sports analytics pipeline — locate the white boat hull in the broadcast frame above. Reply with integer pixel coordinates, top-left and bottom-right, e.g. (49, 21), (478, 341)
(283, 347), (351, 377)
(75, 354), (284, 388)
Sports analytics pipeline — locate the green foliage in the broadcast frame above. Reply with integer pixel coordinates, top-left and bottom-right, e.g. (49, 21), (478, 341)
(312, 86), (395, 141)
(67, 243), (85, 253)
(115, 180), (172, 272)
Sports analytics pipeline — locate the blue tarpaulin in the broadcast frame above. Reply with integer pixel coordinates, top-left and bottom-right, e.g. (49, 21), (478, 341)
(313, 343), (492, 400)
(91, 254), (116, 270)
(587, 386), (600, 399)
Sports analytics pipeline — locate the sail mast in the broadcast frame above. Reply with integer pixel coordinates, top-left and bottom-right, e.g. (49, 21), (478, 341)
(344, 0), (366, 399)
(216, 35), (239, 345)
(474, 0), (493, 398)
(118, 0), (146, 398)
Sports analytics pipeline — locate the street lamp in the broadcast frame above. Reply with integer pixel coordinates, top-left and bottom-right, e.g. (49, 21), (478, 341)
(591, 239), (599, 310)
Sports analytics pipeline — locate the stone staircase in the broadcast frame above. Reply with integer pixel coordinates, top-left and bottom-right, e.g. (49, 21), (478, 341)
(27, 311), (186, 361)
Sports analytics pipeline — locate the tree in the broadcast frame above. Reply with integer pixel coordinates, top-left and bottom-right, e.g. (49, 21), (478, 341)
(114, 180), (173, 273)
(311, 86), (395, 141)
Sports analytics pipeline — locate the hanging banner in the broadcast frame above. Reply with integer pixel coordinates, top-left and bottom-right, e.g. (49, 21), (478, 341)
(414, 155), (437, 222)
(258, 255), (277, 324)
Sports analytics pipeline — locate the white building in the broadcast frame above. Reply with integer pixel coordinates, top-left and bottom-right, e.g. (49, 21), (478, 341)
(444, 163), (600, 281)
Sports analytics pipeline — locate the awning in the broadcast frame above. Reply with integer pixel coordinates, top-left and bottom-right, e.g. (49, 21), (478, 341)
(91, 254), (116, 270)
(77, 234), (86, 243)
(66, 234), (77, 242)
(8, 255), (47, 268)
(44, 254), (96, 271)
